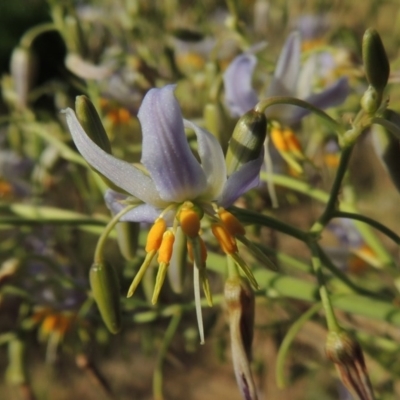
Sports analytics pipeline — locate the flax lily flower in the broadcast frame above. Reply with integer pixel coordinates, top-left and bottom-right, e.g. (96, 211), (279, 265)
(63, 85), (264, 343)
(223, 31), (349, 124)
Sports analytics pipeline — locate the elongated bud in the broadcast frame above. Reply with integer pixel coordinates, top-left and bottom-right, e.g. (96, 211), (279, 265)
(225, 277), (258, 400)
(89, 262), (121, 334)
(226, 110), (267, 175)
(115, 221), (140, 260)
(76, 96), (111, 153)
(361, 29), (389, 113)
(362, 29), (389, 95)
(10, 46), (37, 109)
(5, 338), (28, 385)
(326, 330), (375, 400)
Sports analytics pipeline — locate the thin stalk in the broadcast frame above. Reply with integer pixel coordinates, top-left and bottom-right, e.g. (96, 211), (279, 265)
(153, 310), (182, 400)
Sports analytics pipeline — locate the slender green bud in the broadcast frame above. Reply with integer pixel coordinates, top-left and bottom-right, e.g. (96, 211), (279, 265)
(5, 338), (27, 385)
(10, 46), (37, 109)
(115, 221), (140, 260)
(225, 276), (258, 400)
(89, 262), (121, 334)
(225, 109), (267, 175)
(76, 96), (112, 153)
(362, 28), (389, 111)
(326, 330), (375, 400)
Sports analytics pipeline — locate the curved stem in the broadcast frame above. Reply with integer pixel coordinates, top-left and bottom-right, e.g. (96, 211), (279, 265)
(94, 205), (136, 263)
(255, 96), (344, 134)
(276, 303), (322, 388)
(20, 23), (58, 48)
(332, 211), (400, 245)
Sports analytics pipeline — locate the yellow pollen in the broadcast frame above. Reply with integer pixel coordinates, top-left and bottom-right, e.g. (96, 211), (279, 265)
(157, 231), (175, 264)
(187, 236), (207, 263)
(218, 209), (246, 236)
(145, 218), (167, 252)
(179, 208), (201, 238)
(211, 223), (238, 254)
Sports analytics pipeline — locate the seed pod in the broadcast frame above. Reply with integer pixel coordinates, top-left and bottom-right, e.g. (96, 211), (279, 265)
(363, 28), (389, 93)
(225, 109), (267, 175)
(89, 262), (121, 334)
(10, 46), (37, 109)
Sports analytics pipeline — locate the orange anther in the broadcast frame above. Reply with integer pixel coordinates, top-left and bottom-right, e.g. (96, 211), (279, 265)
(179, 208), (201, 238)
(42, 314), (59, 334)
(211, 223), (238, 254)
(118, 108), (131, 124)
(218, 209), (245, 236)
(283, 129), (302, 153)
(145, 218), (167, 252)
(157, 231), (175, 264)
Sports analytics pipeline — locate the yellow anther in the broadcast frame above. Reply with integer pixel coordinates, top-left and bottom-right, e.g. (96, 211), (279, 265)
(145, 218), (167, 252)
(218, 209), (246, 236)
(187, 236), (207, 264)
(157, 231), (175, 264)
(283, 129), (302, 154)
(211, 223), (238, 255)
(270, 127), (289, 152)
(179, 208), (201, 238)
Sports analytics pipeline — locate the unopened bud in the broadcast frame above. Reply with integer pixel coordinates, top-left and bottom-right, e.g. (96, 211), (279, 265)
(76, 96), (112, 153)
(89, 262), (121, 334)
(226, 109), (267, 175)
(362, 28), (389, 106)
(326, 330), (375, 400)
(361, 85), (380, 115)
(10, 46), (37, 109)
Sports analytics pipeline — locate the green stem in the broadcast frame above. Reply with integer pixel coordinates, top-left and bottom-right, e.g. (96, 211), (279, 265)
(153, 309), (182, 400)
(93, 205), (136, 263)
(332, 211), (400, 245)
(255, 96), (344, 134)
(276, 303), (322, 388)
(230, 206), (308, 242)
(227, 254), (240, 278)
(309, 241), (340, 332)
(372, 117), (400, 141)
(310, 145), (354, 235)
(20, 23), (58, 48)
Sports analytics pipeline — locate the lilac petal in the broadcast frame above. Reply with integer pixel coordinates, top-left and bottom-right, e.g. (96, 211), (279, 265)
(223, 54), (259, 117)
(63, 108), (165, 207)
(288, 76), (349, 124)
(104, 189), (162, 223)
(138, 85), (207, 203)
(219, 149), (264, 208)
(266, 32), (301, 98)
(183, 120), (227, 200)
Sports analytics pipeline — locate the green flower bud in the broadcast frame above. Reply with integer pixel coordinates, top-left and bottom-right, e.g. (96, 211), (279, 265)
(360, 85), (380, 115)
(225, 109), (267, 176)
(9, 46), (37, 109)
(362, 28), (389, 100)
(5, 338), (27, 385)
(326, 330), (375, 400)
(75, 96), (112, 153)
(115, 221), (140, 260)
(89, 262), (121, 334)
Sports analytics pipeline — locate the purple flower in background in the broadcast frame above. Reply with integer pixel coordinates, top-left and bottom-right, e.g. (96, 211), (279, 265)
(223, 32), (349, 125)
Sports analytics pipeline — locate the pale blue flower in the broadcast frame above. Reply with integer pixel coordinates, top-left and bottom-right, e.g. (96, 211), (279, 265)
(223, 32), (349, 124)
(63, 84), (264, 343)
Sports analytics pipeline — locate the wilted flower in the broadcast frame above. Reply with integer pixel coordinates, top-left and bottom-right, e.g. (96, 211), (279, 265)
(63, 85), (264, 342)
(326, 330), (375, 400)
(225, 276), (257, 400)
